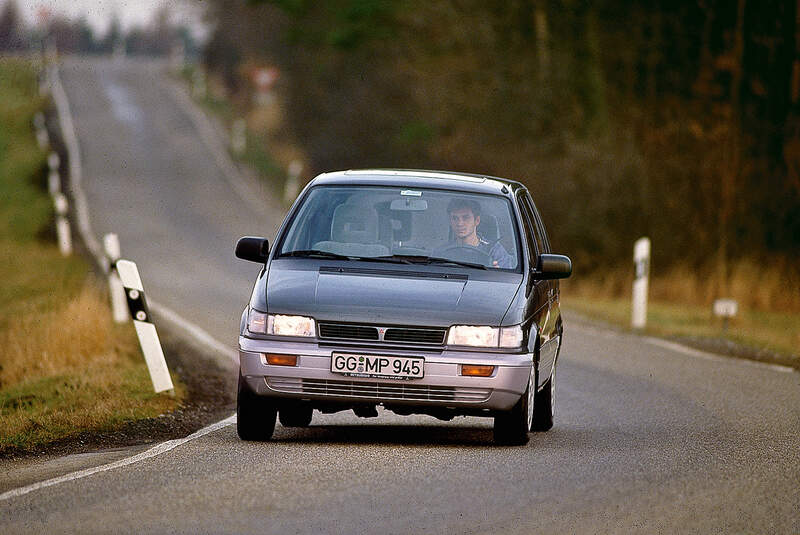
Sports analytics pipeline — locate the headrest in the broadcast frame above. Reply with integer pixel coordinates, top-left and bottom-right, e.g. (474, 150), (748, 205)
(331, 204), (379, 243)
(478, 214), (500, 242)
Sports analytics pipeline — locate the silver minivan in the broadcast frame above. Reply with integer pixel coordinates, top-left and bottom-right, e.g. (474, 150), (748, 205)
(235, 169), (571, 444)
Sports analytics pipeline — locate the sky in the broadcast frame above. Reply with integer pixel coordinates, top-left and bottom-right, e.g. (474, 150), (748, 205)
(13, 0), (207, 39)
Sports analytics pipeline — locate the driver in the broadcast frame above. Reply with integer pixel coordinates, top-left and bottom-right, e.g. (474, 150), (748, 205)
(438, 198), (513, 268)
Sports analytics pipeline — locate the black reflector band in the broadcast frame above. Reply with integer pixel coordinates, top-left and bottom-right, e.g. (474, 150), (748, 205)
(125, 289), (149, 323)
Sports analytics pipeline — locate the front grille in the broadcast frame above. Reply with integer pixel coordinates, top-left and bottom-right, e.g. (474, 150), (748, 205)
(266, 377), (491, 403)
(384, 328), (446, 345)
(319, 323), (378, 341)
(318, 322), (447, 346)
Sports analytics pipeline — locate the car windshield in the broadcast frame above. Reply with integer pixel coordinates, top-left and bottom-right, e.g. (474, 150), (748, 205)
(277, 185), (521, 271)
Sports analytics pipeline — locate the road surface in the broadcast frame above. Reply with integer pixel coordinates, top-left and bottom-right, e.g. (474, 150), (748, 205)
(1, 57), (798, 534)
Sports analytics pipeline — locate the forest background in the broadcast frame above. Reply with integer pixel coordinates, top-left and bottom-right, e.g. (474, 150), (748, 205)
(3, 0), (798, 314)
(201, 0), (800, 313)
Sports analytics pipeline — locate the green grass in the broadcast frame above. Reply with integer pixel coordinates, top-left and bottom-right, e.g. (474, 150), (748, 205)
(0, 58), (182, 454)
(565, 294), (800, 369)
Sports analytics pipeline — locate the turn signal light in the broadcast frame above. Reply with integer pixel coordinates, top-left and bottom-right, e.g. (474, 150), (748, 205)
(265, 354), (298, 366)
(461, 364), (494, 377)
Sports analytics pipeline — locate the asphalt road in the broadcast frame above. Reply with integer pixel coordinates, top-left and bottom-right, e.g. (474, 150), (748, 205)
(2, 57), (798, 534)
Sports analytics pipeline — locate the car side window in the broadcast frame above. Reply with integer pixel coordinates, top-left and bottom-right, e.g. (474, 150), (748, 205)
(532, 205), (551, 253)
(517, 193), (539, 259)
(522, 193), (548, 254)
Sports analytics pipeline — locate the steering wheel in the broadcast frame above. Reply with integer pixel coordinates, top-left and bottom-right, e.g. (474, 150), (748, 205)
(439, 244), (492, 265)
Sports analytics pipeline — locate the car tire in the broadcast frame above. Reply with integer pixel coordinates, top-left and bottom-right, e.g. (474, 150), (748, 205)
(493, 369), (533, 446)
(279, 403), (313, 427)
(531, 365), (555, 432)
(236, 372), (277, 441)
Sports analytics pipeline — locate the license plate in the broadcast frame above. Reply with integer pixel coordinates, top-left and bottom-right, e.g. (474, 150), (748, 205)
(331, 352), (424, 380)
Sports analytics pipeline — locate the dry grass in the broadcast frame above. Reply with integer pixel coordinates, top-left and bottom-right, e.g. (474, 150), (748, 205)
(2, 283), (131, 386)
(0, 282), (183, 454)
(564, 259), (800, 366)
(566, 258), (800, 313)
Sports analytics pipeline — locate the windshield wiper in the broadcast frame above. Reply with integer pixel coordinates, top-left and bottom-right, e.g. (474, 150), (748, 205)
(386, 255), (487, 270)
(279, 249), (351, 260)
(280, 250), (409, 264)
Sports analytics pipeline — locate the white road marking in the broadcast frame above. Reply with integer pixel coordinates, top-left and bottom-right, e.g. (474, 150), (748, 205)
(150, 300), (239, 363)
(572, 321), (795, 374)
(0, 415), (236, 502)
(49, 64), (106, 270)
(642, 336), (795, 373)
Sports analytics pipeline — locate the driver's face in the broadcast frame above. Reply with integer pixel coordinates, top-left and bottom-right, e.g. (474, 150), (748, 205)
(449, 208), (480, 241)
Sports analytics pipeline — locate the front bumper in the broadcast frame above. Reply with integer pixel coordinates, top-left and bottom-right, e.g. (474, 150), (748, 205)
(239, 337), (532, 412)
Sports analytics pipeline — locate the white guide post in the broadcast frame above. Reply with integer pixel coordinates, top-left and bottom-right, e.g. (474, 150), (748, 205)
(104, 233), (129, 324)
(33, 112), (45, 130)
(284, 160), (303, 205)
(48, 170), (60, 195)
(53, 193), (72, 256)
(116, 259), (174, 394)
(36, 128), (49, 149)
(48, 152), (60, 172)
(631, 237), (651, 330)
(192, 69), (206, 100)
(713, 298), (738, 333)
(39, 73), (50, 96)
(231, 118), (246, 156)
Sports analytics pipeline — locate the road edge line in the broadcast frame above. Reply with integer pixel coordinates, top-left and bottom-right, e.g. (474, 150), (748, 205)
(150, 300), (239, 363)
(642, 336), (795, 373)
(49, 62), (104, 266)
(570, 316), (795, 374)
(0, 415), (236, 502)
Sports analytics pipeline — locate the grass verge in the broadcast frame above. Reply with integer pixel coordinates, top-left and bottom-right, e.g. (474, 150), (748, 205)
(564, 294), (800, 370)
(0, 57), (182, 455)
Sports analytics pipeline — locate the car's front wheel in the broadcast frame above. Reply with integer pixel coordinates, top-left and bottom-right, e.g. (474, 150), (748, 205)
(493, 367), (533, 446)
(236, 372), (277, 441)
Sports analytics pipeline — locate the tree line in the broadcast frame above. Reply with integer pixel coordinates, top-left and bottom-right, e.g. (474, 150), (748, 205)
(0, 0), (196, 57)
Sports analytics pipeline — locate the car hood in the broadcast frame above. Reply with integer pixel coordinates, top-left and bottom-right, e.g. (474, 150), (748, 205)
(265, 262), (522, 327)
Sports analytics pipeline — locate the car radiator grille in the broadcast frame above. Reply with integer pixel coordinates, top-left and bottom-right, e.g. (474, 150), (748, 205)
(266, 377), (491, 403)
(318, 323), (379, 341)
(318, 323), (446, 345)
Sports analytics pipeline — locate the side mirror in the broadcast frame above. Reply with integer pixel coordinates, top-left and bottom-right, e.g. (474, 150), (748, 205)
(236, 236), (270, 263)
(533, 254), (572, 279)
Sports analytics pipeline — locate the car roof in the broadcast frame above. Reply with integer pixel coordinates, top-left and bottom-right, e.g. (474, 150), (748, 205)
(309, 169), (526, 196)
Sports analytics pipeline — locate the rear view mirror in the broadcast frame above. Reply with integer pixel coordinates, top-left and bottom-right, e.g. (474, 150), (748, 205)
(533, 254), (572, 279)
(390, 198), (428, 211)
(236, 236), (270, 263)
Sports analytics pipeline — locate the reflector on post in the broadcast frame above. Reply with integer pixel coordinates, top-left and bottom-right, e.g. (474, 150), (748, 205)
(116, 259), (174, 394)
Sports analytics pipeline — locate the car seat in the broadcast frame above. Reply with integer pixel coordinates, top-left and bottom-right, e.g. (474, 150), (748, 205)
(313, 204), (390, 257)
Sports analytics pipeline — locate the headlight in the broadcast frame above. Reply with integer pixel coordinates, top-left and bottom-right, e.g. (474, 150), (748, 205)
(268, 313), (315, 337)
(247, 310), (315, 337)
(447, 324), (523, 348)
